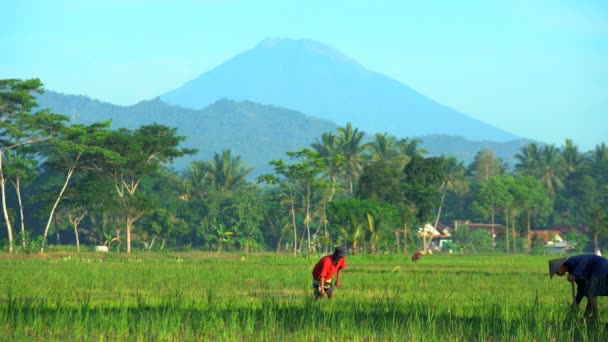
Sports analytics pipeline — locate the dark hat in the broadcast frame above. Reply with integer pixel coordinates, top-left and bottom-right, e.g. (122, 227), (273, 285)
(333, 246), (345, 257)
(548, 257), (568, 278)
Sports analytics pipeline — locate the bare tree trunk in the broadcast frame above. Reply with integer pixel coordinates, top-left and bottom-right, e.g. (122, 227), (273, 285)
(290, 198), (297, 257)
(505, 211), (509, 254)
(12, 177), (26, 249)
(433, 187), (447, 229)
(41, 158), (79, 252)
(68, 210), (87, 253)
(0, 152), (14, 253)
(403, 224), (408, 255)
(511, 213), (517, 254)
(491, 211), (495, 254)
(526, 211), (532, 253)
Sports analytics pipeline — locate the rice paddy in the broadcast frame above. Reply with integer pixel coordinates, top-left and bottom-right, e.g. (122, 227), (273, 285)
(0, 252), (606, 341)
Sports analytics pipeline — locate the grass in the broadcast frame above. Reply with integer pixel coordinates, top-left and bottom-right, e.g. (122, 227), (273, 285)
(0, 251), (606, 340)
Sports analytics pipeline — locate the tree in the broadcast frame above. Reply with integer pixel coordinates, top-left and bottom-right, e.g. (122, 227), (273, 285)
(312, 131), (345, 202)
(433, 156), (468, 229)
(514, 143), (541, 176)
(469, 148), (502, 181)
(473, 177), (511, 253)
(356, 159), (402, 204)
(587, 206), (608, 254)
(402, 155), (444, 224)
(336, 123), (367, 194)
(513, 176), (553, 252)
(537, 144), (566, 195)
(0, 78), (68, 252)
(39, 121), (118, 252)
(93, 124), (196, 253)
(3, 149), (37, 249)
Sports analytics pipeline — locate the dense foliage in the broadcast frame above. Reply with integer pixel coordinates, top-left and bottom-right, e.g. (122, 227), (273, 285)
(1, 78), (607, 254)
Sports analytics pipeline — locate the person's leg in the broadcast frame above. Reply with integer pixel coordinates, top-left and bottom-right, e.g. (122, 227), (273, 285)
(583, 296), (599, 321)
(324, 282), (333, 300)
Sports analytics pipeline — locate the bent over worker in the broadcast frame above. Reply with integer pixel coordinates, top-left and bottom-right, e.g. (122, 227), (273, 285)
(549, 254), (608, 321)
(312, 246), (346, 300)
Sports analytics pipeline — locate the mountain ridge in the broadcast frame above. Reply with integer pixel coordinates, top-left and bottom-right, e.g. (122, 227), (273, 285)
(36, 90), (531, 176)
(160, 37), (520, 142)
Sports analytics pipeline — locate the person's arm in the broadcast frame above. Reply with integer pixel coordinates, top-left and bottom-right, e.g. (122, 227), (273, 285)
(335, 269), (343, 287)
(574, 279), (586, 305)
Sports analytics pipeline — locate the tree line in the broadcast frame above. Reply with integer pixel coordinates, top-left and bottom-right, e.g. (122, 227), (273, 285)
(1, 78), (607, 254)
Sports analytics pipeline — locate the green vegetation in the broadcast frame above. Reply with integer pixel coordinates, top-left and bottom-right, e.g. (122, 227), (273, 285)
(1, 78), (607, 256)
(0, 252), (606, 340)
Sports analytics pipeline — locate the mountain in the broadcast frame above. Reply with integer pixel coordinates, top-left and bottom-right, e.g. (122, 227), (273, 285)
(36, 91), (531, 176)
(36, 91), (338, 174)
(160, 38), (519, 142)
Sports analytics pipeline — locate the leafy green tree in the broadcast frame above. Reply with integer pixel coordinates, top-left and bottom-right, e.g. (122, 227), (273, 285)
(469, 148), (502, 181)
(587, 206), (608, 254)
(433, 156), (468, 229)
(3, 149), (37, 249)
(357, 159), (402, 204)
(513, 176), (553, 252)
(257, 164), (300, 256)
(283, 149), (325, 252)
(39, 121), (118, 252)
(93, 124), (196, 253)
(473, 177), (510, 253)
(402, 155), (444, 224)
(564, 230), (590, 254)
(0, 78), (68, 252)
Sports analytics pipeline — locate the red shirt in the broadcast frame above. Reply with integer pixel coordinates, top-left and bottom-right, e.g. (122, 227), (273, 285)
(312, 255), (346, 281)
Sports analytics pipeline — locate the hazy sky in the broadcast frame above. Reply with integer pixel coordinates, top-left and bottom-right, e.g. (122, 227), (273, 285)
(1, 0), (606, 150)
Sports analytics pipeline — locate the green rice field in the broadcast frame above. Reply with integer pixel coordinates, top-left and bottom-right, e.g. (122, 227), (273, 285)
(0, 252), (606, 341)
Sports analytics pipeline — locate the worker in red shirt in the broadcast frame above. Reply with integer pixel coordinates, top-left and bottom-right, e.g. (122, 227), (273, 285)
(312, 246), (346, 300)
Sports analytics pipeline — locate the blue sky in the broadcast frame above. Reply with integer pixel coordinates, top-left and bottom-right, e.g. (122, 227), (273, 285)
(1, 0), (606, 150)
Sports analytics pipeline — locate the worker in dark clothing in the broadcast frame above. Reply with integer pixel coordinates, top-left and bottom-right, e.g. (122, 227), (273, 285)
(549, 254), (608, 321)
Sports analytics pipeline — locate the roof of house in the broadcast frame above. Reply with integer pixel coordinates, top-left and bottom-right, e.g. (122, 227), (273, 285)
(529, 230), (564, 243)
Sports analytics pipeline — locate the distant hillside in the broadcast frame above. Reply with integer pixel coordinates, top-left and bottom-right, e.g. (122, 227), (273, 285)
(37, 91), (530, 176)
(36, 91), (338, 175)
(161, 38), (520, 142)
(419, 135), (534, 169)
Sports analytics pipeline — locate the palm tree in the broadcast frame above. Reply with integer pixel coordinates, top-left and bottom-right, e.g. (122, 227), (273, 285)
(593, 143), (608, 162)
(336, 123), (367, 194)
(433, 156), (468, 229)
(206, 149), (252, 192)
(561, 139), (587, 176)
(537, 145), (566, 195)
(514, 143), (541, 176)
(397, 137), (427, 157)
(312, 132), (345, 201)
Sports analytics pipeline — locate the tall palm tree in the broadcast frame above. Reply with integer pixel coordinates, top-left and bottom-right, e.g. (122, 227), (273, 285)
(561, 139), (587, 176)
(336, 123), (367, 194)
(397, 137), (427, 162)
(514, 143), (541, 176)
(537, 145), (566, 195)
(593, 143), (608, 162)
(206, 149), (252, 192)
(312, 132), (345, 201)
(433, 156), (468, 229)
